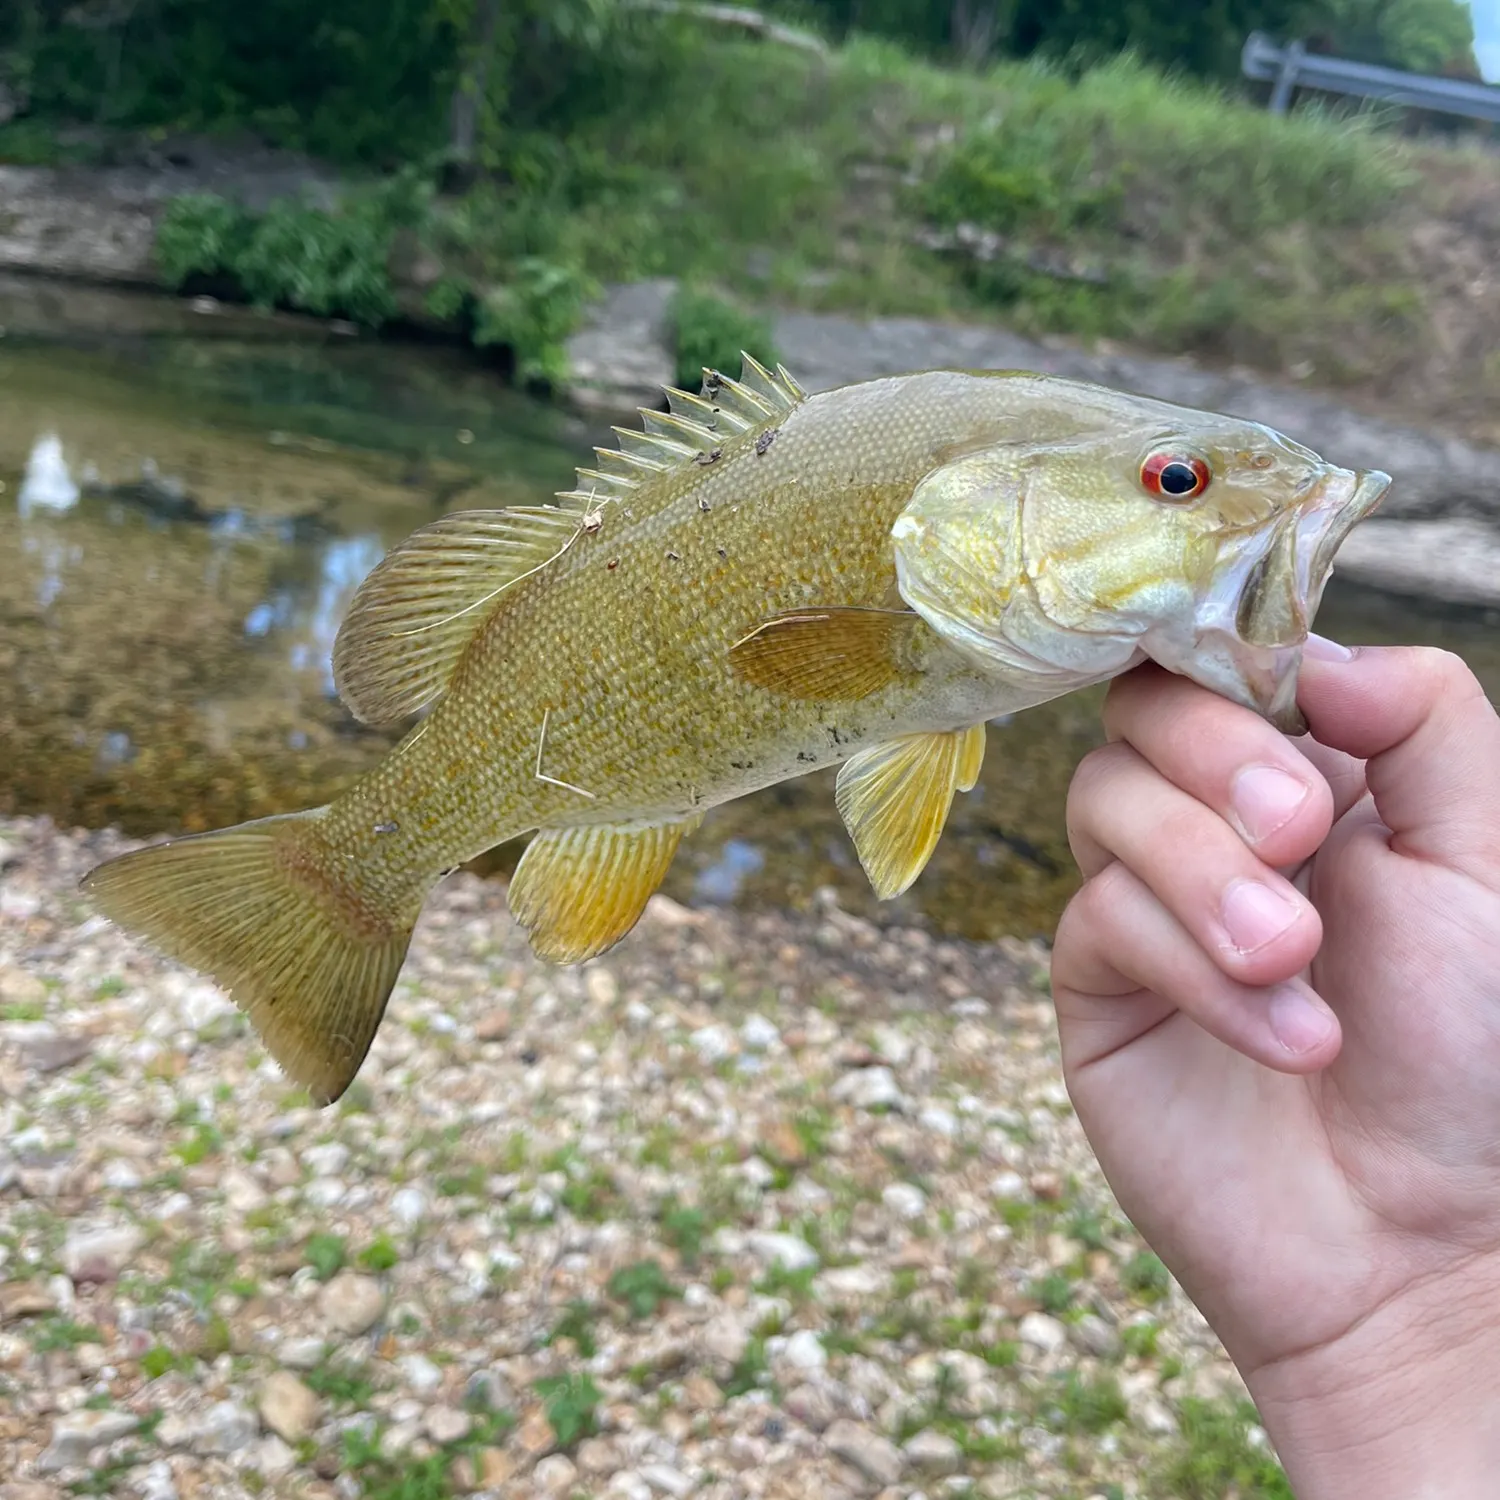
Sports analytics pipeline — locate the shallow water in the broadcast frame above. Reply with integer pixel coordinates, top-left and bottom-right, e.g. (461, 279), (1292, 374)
(3, 282), (1496, 940)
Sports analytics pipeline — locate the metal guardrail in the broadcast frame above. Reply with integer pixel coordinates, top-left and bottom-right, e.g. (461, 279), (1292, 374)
(1242, 31), (1500, 122)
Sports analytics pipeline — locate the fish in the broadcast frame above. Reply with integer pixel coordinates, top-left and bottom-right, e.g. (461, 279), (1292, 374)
(80, 357), (1391, 1103)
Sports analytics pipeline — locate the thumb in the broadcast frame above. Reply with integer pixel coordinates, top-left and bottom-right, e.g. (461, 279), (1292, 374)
(1297, 638), (1500, 881)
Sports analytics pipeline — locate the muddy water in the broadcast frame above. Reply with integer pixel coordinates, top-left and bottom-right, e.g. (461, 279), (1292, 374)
(3, 284), (1496, 941)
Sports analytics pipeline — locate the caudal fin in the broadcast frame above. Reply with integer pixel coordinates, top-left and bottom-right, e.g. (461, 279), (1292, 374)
(80, 809), (422, 1105)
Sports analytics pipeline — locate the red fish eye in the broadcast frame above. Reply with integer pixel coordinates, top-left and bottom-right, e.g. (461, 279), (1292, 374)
(1141, 453), (1211, 501)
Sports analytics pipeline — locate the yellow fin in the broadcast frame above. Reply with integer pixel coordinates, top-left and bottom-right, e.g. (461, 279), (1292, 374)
(332, 506), (589, 727)
(80, 809), (425, 1105)
(728, 606), (924, 702)
(954, 722), (987, 792)
(554, 352), (807, 510)
(507, 816), (700, 965)
(834, 727), (985, 899)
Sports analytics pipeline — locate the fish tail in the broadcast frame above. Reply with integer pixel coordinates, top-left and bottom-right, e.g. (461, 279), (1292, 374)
(81, 807), (426, 1105)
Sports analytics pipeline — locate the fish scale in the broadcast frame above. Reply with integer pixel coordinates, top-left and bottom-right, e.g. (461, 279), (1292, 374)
(79, 357), (1390, 1103)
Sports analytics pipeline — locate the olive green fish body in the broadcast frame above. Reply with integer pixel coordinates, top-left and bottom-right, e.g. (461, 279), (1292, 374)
(81, 359), (1390, 1103)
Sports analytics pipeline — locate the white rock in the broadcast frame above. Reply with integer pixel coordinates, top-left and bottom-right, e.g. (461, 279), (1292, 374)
(101, 1160), (142, 1190)
(882, 1182), (927, 1220)
(782, 1329), (827, 1369)
(317, 1272), (386, 1335)
(193, 1400), (257, 1454)
(739, 1156), (776, 1189)
(221, 1168), (266, 1212)
(690, 1024), (734, 1064)
(278, 1336), (326, 1370)
(607, 1475), (653, 1500)
(746, 1231), (819, 1272)
(303, 1143), (350, 1177)
(818, 1264), (888, 1298)
(391, 1186), (428, 1225)
(137, 1458), (179, 1500)
(700, 1312), (750, 1371)
(249, 1435), (296, 1477)
(988, 1171), (1026, 1200)
(829, 1066), (904, 1111)
(178, 982), (233, 1031)
(585, 966), (618, 1006)
(870, 1024), (912, 1066)
(918, 1105), (958, 1137)
(739, 1013), (780, 1051)
(399, 1352), (443, 1393)
(825, 1419), (905, 1486)
(640, 1463), (696, 1497)
(35, 1408), (139, 1471)
(305, 1177), (346, 1209)
(903, 1428), (963, 1476)
(63, 1224), (143, 1282)
(535, 1454), (579, 1492)
(1018, 1312), (1068, 1355)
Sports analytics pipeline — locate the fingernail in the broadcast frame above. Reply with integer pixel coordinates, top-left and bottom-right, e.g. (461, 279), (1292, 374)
(1229, 765), (1310, 844)
(1268, 984), (1337, 1055)
(1304, 633), (1354, 662)
(1221, 879), (1302, 953)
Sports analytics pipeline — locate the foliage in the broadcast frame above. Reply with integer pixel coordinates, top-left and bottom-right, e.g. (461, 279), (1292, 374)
(1152, 1398), (1295, 1498)
(472, 257), (598, 388)
(607, 1258), (681, 1320)
(533, 1372), (601, 1448)
(670, 287), (780, 394)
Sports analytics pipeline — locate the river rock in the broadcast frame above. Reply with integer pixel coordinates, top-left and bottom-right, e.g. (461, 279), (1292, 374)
(258, 1371), (321, 1443)
(62, 1223), (143, 1282)
(35, 1409), (139, 1471)
(317, 1271), (386, 1335)
(903, 1428), (963, 1476)
(825, 1419), (904, 1486)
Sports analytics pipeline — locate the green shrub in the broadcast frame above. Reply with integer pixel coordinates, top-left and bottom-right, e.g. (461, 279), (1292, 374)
(670, 287), (779, 393)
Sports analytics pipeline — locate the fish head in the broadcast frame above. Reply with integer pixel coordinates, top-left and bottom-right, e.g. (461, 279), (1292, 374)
(892, 387), (1390, 732)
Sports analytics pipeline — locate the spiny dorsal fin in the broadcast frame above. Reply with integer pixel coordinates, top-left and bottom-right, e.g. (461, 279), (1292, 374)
(835, 724), (988, 900)
(554, 351), (807, 509)
(728, 605), (925, 702)
(507, 815), (701, 964)
(332, 504), (594, 727)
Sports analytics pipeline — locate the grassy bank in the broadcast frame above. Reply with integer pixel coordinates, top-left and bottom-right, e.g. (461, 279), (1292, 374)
(7, 21), (1498, 429)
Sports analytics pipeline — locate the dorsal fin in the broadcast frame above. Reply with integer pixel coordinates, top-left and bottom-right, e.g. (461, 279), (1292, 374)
(554, 352), (807, 509)
(332, 504), (593, 727)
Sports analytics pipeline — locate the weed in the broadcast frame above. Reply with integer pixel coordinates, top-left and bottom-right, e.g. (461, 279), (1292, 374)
(1032, 1272), (1075, 1315)
(1043, 1371), (1128, 1434)
(657, 1199), (709, 1266)
(1122, 1250), (1172, 1304)
(670, 286), (778, 393)
(608, 1259), (680, 1320)
(721, 1337), (770, 1399)
(534, 1372), (602, 1448)
(545, 1299), (600, 1359)
(1152, 1398), (1293, 1498)
(31, 1317), (103, 1351)
(357, 1233), (400, 1273)
(140, 1344), (192, 1379)
(303, 1232), (347, 1283)
(306, 1359), (376, 1405)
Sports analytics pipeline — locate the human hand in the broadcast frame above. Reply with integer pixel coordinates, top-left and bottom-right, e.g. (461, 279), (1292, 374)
(1051, 641), (1500, 1498)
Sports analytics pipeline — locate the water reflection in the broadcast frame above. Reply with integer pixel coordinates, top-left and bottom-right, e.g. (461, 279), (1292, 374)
(17, 432), (79, 517)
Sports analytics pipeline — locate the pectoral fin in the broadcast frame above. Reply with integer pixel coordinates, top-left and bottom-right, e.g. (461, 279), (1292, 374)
(728, 606), (924, 701)
(507, 816), (700, 964)
(835, 723), (987, 900)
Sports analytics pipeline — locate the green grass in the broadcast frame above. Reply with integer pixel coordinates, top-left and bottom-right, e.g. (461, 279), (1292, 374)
(1151, 1398), (1293, 1499)
(534, 1372), (601, 1449)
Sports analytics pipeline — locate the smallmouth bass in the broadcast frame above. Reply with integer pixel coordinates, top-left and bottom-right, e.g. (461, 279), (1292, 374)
(82, 358), (1390, 1102)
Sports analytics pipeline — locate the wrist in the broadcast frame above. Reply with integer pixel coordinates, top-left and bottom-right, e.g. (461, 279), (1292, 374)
(1245, 1260), (1500, 1499)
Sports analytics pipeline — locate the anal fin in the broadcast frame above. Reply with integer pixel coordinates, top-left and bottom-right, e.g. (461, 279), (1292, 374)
(507, 816), (700, 964)
(728, 605), (924, 702)
(835, 723), (987, 900)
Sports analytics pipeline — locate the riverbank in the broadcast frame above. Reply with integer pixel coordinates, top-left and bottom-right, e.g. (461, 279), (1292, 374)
(0, 812), (1284, 1499)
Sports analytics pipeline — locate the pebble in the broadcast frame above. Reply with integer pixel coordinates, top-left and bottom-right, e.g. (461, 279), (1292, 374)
(881, 1182), (927, 1219)
(62, 1223), (143, 1282)
(988, 1171), (1026, 1199)
(640, 1463), (696, 1497)
(258, 1371), (321, 1443)
(904, 1429), (963, 1476)
(399, 1352), (443, 1393)
(829, 1065), (904, 1111)
(278, 1336), (326, 1370)
(423, 1405), (471, 1444)
(825, 1419), (905, 1487)
(1018, 1313), (1068, 1355)
(690, 1024), (734, 1064)
(35, 1408), (139, 1471)
(739, 1013), (780, 1051)
(391, 1186), (428, 1225)
(745, 1231), (819, 1272)
(317, 1272), (386, 1335)
(782, 1329), (827, 1370)
(784, 1381), (840, 1432)
(534, 1454), (579, 1492)
(192, 1400), (257, 1454)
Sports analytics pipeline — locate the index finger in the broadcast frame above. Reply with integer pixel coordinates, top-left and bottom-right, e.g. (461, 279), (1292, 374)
(1101, 665), (1335, 868)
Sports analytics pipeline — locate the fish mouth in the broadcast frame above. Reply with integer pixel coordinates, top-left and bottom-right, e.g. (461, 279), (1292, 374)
(1299, 465), (1392, 618)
